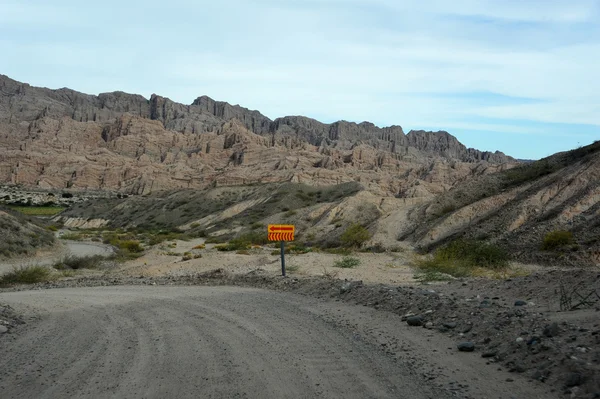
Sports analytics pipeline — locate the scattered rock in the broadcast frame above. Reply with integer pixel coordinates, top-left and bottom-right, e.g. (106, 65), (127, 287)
(406, 316), (424, 327)
(0, 325), (8, 334)
(481, 350), (497, 358)
(443, 322), (457, 329)
(457, 342), (475, 352)
(543, 322), (561, 338)
(479, 299), (492, 308)
(461, 324), (473, 334)
(565, 372), (584, 387)
(514, 300), (527, 306)
(340, 282), (353, 294)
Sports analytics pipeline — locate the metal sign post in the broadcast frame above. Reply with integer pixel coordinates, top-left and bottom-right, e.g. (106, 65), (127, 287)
(280, 240), (286, 277)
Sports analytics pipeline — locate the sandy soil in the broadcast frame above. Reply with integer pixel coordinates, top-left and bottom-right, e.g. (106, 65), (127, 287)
(117, 238), (420, 284)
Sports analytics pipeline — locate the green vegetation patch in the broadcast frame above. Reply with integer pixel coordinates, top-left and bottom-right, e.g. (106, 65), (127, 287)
(0, 265), (53, 286)
(340, 223), (372, 248)
(7, 206), (65, 216)
(334, 256), (361, 269)
(216, 232), (269, 252)
(415, 239), (509, 278)
(541, 230), (575, 250)
(53, 255), (105, 270)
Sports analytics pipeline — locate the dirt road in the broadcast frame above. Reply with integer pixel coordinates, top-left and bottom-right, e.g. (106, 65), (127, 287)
(0, 286), (554, 399)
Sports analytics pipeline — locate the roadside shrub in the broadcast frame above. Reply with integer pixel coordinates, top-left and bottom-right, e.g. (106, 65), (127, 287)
(288, 244), (311, 254)
(334, 256), (361, 269)
(415, 239), (509, 278)
(542, 230), (574, 250)
(340, 224), (371, 248)
(436, 239), (508, 269)
(60, 232), (86, 241)
(218, 232), (269, 251)
(0, 265), (52, 286)
(120, 240), (143, 253)
(205, 236), (227, 244)
(54, 255), (104, 270)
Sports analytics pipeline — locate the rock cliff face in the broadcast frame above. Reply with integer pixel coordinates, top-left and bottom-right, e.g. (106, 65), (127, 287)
(406, 130), (509, 163)
(0, 74), (516, 196)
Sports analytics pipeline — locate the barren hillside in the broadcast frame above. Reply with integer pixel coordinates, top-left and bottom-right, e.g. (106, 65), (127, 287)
(398, 141), (600, 265)
(0, 207), (55, 259)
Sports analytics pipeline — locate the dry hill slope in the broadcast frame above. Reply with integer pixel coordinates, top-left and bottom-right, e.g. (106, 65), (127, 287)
(0, 207), (55, 259)
(398, 141), (600, 265)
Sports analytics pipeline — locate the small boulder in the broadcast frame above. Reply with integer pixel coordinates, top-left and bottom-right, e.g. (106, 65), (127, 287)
(457, 342), (475, 352)
(0, 325), (8, 334)
(406, 316), (424, 327)
(543, 322), (561, 338)
(479, 299), (492, 308)
(340, 282), (352, 294)
(565, 372), (584, 387)
(514, 300), (527, 306)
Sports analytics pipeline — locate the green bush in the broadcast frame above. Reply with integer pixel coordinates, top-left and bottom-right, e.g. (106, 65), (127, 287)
(0, 265), (52, 286)
(218, 232), (269, 251)
(436, 239), (508, 269)
(120, 240), (143, 253)
(340, 224), (371, 248)
(205, 236), (227, 244)
(542, 230), (574, 250)
(54, 255), (104, 270)
(60, 232), (86, 241)
(415, 239), (509, 278)
(334, 256), (361, 269)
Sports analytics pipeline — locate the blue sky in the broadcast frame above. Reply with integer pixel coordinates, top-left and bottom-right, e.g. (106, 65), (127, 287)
(1, 0), (598, 160)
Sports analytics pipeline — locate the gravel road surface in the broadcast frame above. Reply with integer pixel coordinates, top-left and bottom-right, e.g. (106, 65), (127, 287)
(0, 286), (554, 399)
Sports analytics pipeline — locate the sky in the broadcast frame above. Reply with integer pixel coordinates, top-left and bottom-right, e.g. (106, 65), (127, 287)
(0, 0), (599, 160)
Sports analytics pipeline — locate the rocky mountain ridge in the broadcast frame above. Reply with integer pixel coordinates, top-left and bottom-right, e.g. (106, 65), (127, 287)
(0, 74), (515, 195)
(1, 74), (511, 161)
